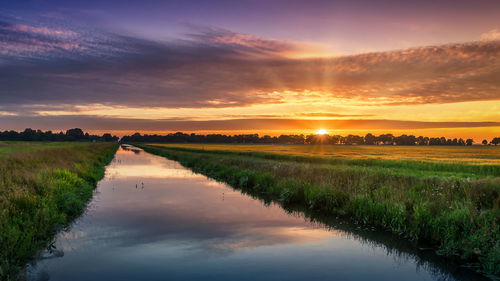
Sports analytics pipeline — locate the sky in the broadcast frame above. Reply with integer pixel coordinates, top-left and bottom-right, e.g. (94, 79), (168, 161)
(0, 0), (499, 140)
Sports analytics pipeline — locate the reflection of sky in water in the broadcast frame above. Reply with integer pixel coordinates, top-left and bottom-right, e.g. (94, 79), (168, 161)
(27, 147), (481, 281)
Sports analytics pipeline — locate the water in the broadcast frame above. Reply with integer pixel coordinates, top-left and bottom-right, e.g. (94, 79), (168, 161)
(27, 146), (487, 281)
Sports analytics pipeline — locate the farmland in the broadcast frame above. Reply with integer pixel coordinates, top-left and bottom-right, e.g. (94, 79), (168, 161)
(153, 143), (500, 165)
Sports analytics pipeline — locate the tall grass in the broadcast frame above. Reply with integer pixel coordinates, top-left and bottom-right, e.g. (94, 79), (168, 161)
(0, 142), (118, 280)
(139, 144), (500, 278)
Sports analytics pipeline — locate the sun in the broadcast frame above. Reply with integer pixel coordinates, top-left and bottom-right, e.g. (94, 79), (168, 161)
(316, 129), (327, 135)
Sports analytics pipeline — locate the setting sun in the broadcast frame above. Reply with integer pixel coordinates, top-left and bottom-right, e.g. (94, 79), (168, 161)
(316, 129), (327, 135)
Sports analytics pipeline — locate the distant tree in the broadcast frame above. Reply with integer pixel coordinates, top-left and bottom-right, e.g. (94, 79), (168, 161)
(278, 134), (305, 144)
(305, 134), (315, 144)
(306, 134), (328, 144)
(377, 134), (394, 145)
(0, 128), (116, 142)
(261, 135), (273, 143)
(116, 131), (486, 147)
(429, 137), (439, 145)
(102, 133), (117, 142)
(66, 128), (84, 139)
(394, 134), (417, 145)
(491, 137), (500, 146)
(364, 133), (376, 145)
(330, 135), (342, 144)
(482, 139), (488, 145)
(345, 134), (363, 145)
(417, 136), (428, 145)
(22, 128), (36, 140)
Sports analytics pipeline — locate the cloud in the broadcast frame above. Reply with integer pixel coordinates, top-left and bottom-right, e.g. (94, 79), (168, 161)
(187, 26), (332, 58)
(0, 18), (499, 114)
(297, 113), (372, 117)
(218, 113), (372, 118)
(4, 24), (77, 37)
(0, 20), (83, 57)
(481, 29), (500, 41)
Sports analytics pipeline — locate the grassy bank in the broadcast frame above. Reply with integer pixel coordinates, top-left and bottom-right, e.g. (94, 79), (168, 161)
(138, 144), (500, 278)
(0, 142), (118, 280)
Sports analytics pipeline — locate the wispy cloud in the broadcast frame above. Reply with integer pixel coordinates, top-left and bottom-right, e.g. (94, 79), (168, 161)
(297, 113), (372, 118)
(0, 20), (83, 57)
(481, 29), (500, 41)
(4, 24), (77, 37)
(187, 26), (333, 58)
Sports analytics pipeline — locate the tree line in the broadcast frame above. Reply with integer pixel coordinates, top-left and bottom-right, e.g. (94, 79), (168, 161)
(0, 128), (119, 142)
(2, 129), (498, 145)
(121, 132), (500, 146)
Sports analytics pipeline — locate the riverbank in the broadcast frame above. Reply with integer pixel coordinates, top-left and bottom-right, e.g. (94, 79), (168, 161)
(0, 142), (118, 280)
(137, 144), (500, 278)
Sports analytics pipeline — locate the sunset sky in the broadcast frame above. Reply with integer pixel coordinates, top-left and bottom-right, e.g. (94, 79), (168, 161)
(1, 0), (499, 140)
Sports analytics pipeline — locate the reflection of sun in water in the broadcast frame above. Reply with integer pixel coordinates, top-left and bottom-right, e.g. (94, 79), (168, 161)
(316, 129), (327, 135)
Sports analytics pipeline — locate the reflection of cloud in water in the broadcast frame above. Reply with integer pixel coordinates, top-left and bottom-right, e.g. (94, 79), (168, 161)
(106, 163), (203, 179)
(204, 226), (336, 253)
(106, 148), (203, 179)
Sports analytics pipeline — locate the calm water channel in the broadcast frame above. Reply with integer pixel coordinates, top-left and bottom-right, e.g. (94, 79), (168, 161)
(27, 146), (487, 281)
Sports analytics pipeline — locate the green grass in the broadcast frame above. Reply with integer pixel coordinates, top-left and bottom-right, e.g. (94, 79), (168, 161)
(138, 144), (500, 278)
(0, 142), (118, 280)
(150, 144), (500, 178)
(156, 143), (500, 165)
(0, 142), (79, 154)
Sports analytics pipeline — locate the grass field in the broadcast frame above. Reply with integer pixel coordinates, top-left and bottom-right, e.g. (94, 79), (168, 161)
(152, 144), (500, 179)
(0, 142), (118, 280)
(156, 144), (500, 165)
(138, 144), (500, 278)
(0, 142), (80, 154)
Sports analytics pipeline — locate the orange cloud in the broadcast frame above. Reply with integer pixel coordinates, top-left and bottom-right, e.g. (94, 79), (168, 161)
(481, 29), (500, 41)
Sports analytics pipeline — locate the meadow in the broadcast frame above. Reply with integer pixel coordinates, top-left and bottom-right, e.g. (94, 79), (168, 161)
(138, 144), (500, 277)
(156, 143), (500, 165)
(0, 142), (117, 280)
(0, 142), (80, 154)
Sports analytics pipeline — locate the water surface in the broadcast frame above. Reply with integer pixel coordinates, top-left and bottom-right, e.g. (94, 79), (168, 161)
(28, 146), (487, 281)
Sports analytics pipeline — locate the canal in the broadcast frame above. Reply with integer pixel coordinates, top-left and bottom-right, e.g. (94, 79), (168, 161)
(27, 145), (487, 281)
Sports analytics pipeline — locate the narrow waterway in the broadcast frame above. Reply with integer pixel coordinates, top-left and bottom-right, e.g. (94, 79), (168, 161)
(27, 146), (487, 281)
